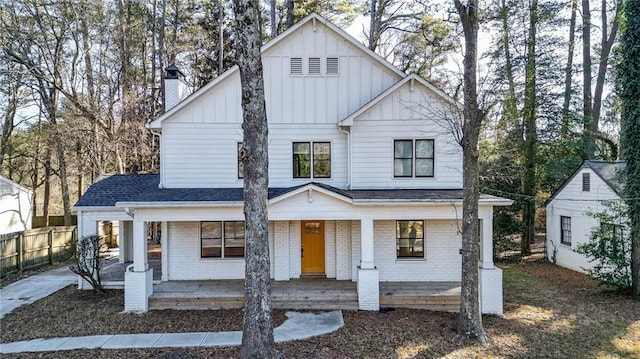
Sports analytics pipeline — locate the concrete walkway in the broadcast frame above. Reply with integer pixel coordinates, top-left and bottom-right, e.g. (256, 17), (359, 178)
(0, 311), (344, 354)
(0, 266), (77, 319)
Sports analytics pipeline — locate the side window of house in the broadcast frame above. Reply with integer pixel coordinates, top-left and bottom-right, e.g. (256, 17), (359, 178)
(394, 139), (434, 178)
(201, 221), (245, 258)
(600, 222), (624, 256)
(237, 143), (244, 179)
(396, 220), (424, 258)
(560, 216), (571, 246)
(292, 142), (331, 178)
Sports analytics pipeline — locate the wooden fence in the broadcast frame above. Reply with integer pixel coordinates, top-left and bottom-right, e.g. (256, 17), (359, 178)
(0, 226), (76, 277)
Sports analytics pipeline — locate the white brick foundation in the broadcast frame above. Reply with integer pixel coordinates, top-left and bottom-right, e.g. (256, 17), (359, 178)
(479, 267), (503, 315)
(124, 266), (153, 312)
(357, 267), (379, 310)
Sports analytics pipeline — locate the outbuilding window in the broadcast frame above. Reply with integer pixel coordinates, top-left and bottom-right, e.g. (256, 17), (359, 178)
(582, 173), (590, 191)
(560, 216), (571, 246)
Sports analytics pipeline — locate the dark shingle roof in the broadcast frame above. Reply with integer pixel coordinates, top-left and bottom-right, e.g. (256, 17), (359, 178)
(74, 174), (499, 208)
(586, 160), (626, 193)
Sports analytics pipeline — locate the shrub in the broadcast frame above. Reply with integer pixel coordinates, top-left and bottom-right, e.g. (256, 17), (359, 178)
(69, 235), (105, 292)
(576, 201), (632, 289)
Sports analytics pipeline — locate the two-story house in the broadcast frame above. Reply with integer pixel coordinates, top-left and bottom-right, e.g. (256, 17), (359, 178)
(73, 14), (511, 314)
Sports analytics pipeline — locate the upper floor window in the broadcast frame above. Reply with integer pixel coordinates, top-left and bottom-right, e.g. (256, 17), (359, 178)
(560, 216), (571, 246)
(293, 142), (331, 178)
(201, 221), (245, 258)
(394, 139), (434, 178)
(396, 220), (424, 258)
(582, 173), (590, 191)
(237, 143), (245, 179)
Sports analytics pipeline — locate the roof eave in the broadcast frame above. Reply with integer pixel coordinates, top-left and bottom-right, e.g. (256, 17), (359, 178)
(115, 201), (244, 208)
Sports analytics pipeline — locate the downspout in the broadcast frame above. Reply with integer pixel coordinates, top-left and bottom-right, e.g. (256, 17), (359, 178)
(337, 124), (351, 189)
(149, 128), (164, 188)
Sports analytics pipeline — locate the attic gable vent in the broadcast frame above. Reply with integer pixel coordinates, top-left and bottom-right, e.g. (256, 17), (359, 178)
(308, 57), (321, 75)
(582, 173), (590, 191)
(326, 57), (339, 74)
(290, 57), (303, 75)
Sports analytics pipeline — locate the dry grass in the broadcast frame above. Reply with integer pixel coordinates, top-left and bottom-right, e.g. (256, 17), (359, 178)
(1, 260), (639, 358)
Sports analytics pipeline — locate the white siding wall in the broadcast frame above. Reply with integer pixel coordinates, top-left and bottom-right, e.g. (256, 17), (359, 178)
(350, 83), (463, 189)
(162, 123), (348, 188)
(373, 220), (461, 282)
(546, 168), (621, 273)
(160, 20), (400, 189)
(0, 178), (32, 234)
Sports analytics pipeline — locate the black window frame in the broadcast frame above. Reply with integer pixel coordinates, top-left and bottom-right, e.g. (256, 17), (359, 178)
(560, 216), (572, 246)
(201, 221), (246, 258)
(292, 141), (331, 179)
(396, 220), (425, 258)
(393, 139), (435, 178)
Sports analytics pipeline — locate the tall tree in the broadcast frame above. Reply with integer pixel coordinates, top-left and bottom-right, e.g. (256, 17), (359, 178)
(618, 0), (640, 298)
(454, 0), (486, 344)
(232, 0), (274, 357)
(522, 0), (538, 255)
(561, 0), (578, 135)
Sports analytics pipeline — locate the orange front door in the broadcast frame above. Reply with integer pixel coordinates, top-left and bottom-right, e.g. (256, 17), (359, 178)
(301, 220), (325, 274)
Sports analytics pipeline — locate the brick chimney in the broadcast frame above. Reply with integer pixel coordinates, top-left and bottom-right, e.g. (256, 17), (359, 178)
(164, 64), (187, 112)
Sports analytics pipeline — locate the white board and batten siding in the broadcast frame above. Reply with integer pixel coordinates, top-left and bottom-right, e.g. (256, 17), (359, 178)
(160, 19), (399, 189)
(350, 81), (463, 189)
(0, 176), (33, 235)
(546, 167), (621, 273)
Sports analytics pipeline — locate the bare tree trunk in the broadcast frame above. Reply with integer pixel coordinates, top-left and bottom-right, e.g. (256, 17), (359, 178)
(159, 0), (167, 111)
(522, 0), (538, 255)
(270, 0), (276, 38)
(582, 0), (594, 159)
(286, 0), (294, 28)
(232, 0), (274, 357)
(369, 0), (378, 50)
(592, 0), (620, 133)
(219, 0), (225, 75)
(561, 0), (577, 135)
(43, 151), (51, 227)
(454, 0), (486, 344)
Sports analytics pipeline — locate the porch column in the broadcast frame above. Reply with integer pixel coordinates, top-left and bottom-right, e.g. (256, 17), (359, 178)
(161, 221), (168, 281)
(357, 219), (379, 311)
(118, 221), (133, 264)
(125, 217), (153, 312)
(76, 213), (97, 290)
(478, 207), (503, 315)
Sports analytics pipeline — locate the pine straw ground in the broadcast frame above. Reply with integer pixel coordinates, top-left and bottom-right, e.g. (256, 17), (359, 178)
(1, 259), (639, 358)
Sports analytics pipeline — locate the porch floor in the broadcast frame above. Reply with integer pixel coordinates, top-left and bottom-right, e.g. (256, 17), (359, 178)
(148, 279), (461, 312)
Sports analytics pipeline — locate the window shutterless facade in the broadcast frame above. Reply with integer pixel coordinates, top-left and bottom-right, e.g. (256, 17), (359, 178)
(292, 142), (331, 178)
(560, 216), (571, 246)
(394, 139), (434, 178)
(396, 220), (424, 258)
(201, 221), (245, 258)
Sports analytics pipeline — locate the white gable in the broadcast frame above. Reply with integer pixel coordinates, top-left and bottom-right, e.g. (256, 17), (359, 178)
(149, 14), (404, 129)
(347, 77), (463, 189)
